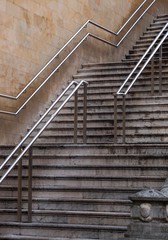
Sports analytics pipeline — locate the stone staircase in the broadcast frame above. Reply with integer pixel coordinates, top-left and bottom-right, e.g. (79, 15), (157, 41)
(0, 14), (167, 240)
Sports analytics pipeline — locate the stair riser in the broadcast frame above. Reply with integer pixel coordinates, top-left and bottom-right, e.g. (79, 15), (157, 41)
(31, 145), (168, 155)
(2, 177), (164, 189)
(123, 135), (168, 143)
(41, 112), (168, 123)
(32, 133), (168, 144)
(0, 188), (138, 199)
(34, 201), (131, 212)
(0, 201), (131, 213)
(1, 158), (167, 177)
(32, 135), (114, 144)
(126, 54), (168, 60)
(0, 212), (131, 226)
(33, 214), (130, 226)
(73, 72), (168, 81)
(51, 104), (168, 115)
(24, 156), (168, 167)
(0, 225), (126, 239)
(34, 119), (168, 131)
(129, 47), (168, 55)
(7, 167), (168, 177)
(77, 66), (154, 75)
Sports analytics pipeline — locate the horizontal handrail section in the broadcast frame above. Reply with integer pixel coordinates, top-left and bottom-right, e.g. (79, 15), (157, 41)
(0, 0), (156, 115)
(0, 79), (88, 184)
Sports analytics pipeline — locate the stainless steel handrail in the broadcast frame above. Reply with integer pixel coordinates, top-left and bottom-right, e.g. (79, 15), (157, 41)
(117, 22), (168, 95)
(1, 32), (118, 115)
(1, 35), (90, 115)
(114, 27), (168, 143)
(0, 0), (155, 111)
(0, 79), (88, 183)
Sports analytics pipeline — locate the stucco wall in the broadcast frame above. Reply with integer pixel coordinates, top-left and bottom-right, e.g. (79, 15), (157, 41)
(0, 0), (167, 145)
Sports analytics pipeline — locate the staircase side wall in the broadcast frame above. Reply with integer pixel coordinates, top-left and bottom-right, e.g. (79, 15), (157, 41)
(0, 0), (167, 145)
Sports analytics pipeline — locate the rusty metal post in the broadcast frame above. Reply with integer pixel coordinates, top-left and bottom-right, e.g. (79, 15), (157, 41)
(74, 90), (78, 143)
(122, 95), (126, 144)
(159, 45), (163, 95)
(83, 83), (87, 144)
(17, 147), (23, 222)
(28, 147), (33, 223)
(114, 94), (118, 143)
(151, 47), (155, 95)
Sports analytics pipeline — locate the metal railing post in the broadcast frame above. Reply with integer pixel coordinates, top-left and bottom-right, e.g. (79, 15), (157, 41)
(122, 95), (126, 144)
(151, 48), (155, 95)
(159, 45), (163, 95)
(28, 147), (33, 223)
(74, 90), (78, 144)
(83, 83), (87, 144)
(114, 94), (118, 143)
(17, 147), (23, 222)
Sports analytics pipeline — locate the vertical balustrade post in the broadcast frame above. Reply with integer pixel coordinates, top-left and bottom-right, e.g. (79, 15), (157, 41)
(83, 83), (87, 144)
(28, 147), (33, 223)
(122, 95), (126, 144)
(74, 90), (78, 144)
(17, 147), (23, 222)
(114, 94), (118, 143)
(151, 47), (155, 95)
(159, 45), (163, 95)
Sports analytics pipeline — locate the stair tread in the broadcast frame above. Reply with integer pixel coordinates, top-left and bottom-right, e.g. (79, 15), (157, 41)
(0, 221), (128, 230)
(0, 236), (100, 240)
(0, 196), (132, 203)
(0, 208), (131, 216)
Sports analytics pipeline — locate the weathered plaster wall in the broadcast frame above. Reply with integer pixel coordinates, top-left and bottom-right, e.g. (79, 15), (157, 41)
(0, 0), (167, 145)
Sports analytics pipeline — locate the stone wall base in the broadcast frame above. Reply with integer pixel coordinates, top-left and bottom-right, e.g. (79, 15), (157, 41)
(125, 222), (168, 239)
(123, 191), (168, 240)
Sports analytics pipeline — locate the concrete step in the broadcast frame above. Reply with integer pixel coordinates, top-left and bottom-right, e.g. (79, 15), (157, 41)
(5, 161), (168, 176)
(0, 235), (100, 240)
(29, 133), (168, 145)
(30, 124), (168, 139)
(39, 109), (168, 124)
(132, 42), (164, 49)
(0, 197), (131, 212)
(54, 93), (168, 105)
(81, 61), (135, 69)
(155, 14), (168, 20)
(29, 143), (168, 155)
(0, 185), (143, 199)
(121, 134), (168, 144)
(73, 69), (168, 80)
(140, 30), (167, 39)
(1, 153), (168, 168)
(50, 101), (168, 114)
(125, 49), (168, 60)
(2, 175), (165, 189)
(135, 37), (167, 46)
(0, 208), (131, 226)
(147, 24), (168, 31)
(81, 62), (137, 69)
(129, 46), (168, 55)
(0, 222), (127, 239)
(78, 64), (154, 74)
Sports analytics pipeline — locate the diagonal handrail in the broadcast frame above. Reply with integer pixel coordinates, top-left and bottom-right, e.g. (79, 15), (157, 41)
(117, 22), (168, 95)
(114, 26), (168, 143)
(0, 0), (155, 111)
(0, 79), (88, 183)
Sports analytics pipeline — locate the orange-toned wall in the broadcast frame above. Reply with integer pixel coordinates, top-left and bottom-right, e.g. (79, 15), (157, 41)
(0, 0), (167, 145)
